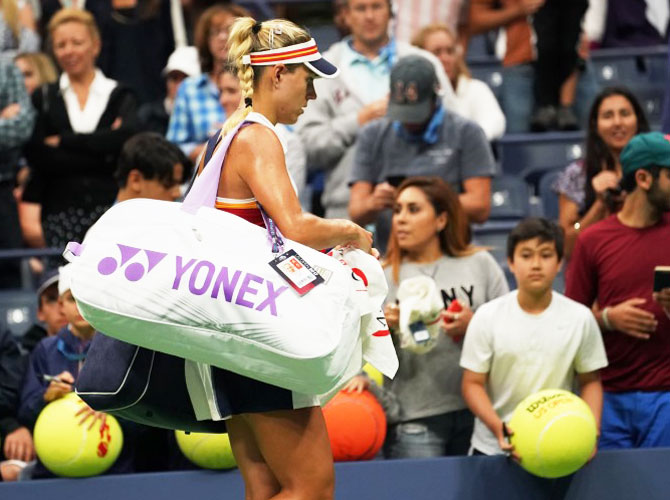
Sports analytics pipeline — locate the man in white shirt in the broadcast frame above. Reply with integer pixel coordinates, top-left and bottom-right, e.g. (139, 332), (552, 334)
(296, 0), (456, 219)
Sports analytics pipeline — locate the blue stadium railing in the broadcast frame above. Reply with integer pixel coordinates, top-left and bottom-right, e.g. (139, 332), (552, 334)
(3, 448), (670, 500)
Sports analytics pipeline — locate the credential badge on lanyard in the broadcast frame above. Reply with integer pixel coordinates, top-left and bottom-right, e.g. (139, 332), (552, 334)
(259, 204), (324, 296)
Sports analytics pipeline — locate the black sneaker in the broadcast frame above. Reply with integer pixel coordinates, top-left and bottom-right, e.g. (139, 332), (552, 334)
(530, 106), (557, 132)
(557, 106), (579, 131)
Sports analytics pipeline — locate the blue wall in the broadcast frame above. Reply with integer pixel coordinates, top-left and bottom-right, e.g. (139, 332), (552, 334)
(3, 448), (670, 500)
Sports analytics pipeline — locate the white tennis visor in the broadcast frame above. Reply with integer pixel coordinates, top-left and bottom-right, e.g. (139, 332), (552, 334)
(241, 38), (339, 78)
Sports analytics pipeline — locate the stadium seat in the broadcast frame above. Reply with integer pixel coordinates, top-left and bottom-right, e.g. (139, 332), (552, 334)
(489, 175), (532, 219)
(538, 168), (563, 220)
(468, 58), (504, 101)
(590, 45), (667, 88)
(497, 131), (585, 183)
(472, 220), (517, 266)
(0, 289), (37, 338)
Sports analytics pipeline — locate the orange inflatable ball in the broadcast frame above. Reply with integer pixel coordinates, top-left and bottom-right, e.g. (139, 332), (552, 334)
(322, 390), (386, 461)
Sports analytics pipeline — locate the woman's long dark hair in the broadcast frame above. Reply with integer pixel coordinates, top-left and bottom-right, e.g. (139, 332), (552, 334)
(383, 177), (478, 283)
(582, 86), (649, 212)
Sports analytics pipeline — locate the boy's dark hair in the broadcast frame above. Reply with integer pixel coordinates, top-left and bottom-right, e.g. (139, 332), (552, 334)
(114, 133), (190, 189)
(620, 165), (662, 193)
(507, 217), (565, 262)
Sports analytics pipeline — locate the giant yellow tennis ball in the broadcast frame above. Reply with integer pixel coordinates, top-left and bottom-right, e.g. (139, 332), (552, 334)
(34, 393), (123, 477)
(175, 431), (237, 469)
(509, 389), (597, 478)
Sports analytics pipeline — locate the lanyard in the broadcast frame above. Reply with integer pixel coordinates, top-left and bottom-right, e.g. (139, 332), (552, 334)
(258, 203), (284, 255)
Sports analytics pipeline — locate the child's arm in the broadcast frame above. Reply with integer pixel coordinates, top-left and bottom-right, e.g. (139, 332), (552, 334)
(578, 370), (603, 438)
(462, 369), (517, 457)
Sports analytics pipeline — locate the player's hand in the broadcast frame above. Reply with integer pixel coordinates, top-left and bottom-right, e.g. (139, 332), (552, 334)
(384, 302), (399, 330)
(368, 182), (396, 213)
(652, 288), (670, 318)
(75, 404), (108, 431)
(343, 375), (370, 394)
(43, 371), (74, 402)
(607, 298), (657, 340)
(349, 223), (373, 254)
(440, 303), (473, 340)
(357, 97), (388, 125)
(3, 427), (36, 462)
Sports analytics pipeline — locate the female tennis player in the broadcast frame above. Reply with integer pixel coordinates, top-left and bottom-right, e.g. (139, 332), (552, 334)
(198, 17), (373, 500)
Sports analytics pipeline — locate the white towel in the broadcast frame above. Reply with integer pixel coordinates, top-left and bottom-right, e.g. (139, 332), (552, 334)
(396, 276), (443, 354)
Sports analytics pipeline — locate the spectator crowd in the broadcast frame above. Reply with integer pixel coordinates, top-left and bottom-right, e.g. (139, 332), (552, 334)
(1, 0), (670, 484)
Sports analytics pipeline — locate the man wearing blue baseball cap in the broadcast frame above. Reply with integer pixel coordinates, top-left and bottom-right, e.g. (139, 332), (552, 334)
(566, 131), (670, 449)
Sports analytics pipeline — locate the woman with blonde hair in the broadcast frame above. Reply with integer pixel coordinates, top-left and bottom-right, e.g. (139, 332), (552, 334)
(381, 177), (507, 458)
(13, 52), (57, 95)
(194, 16), (373, 499)
(0, 0), (39, 60)
(412, 24), (505, 140)
(22, 8), (137, 258)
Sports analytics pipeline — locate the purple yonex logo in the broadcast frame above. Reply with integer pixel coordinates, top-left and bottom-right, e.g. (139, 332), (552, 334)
(97, 243), (288, 317)
(98, 244), (167, 281)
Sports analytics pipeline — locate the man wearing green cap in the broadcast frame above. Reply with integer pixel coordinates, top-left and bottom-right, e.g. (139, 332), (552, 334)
(566, 131), (670, 449)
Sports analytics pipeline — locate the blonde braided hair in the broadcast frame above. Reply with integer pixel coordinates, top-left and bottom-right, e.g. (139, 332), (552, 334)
(222, 17), (311, 135)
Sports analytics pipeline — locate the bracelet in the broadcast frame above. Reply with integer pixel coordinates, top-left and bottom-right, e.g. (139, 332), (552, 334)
(602, 307), (612, 330)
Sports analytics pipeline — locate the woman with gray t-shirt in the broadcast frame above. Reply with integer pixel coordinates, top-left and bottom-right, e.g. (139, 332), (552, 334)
(381, 176), (508, 458)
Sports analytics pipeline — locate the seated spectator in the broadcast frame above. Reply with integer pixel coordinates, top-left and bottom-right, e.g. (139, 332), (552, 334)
(0, 0), (39, 61)
(375, 177), (508, 458)
(349, 55), (496, 254)
(461, 217), (607, 456)
(566, 132), (670, 450)
(412, 23), (506, 140)
(0, 329), (33, 482)
(296, 0), (456, 221)
(553, 87), (649, 259)
(166, 4), (248, 163)
(138, 46), (200, 136)
(216, 64), (307, 200)
(21, 269), (66, 353)
(114, 132), (187, 204)
(0, 60), (34, 289)
(21, 8), (137, 261)
(18, 265), (137, 478)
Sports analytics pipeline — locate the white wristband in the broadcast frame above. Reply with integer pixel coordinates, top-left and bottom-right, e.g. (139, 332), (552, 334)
(602, 307), (613, 330)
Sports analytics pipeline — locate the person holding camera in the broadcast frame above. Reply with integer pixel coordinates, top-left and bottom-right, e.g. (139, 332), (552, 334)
(348, 55), (496, 255)
(553, 87), (650, 259)
(566, 132), (670, 450)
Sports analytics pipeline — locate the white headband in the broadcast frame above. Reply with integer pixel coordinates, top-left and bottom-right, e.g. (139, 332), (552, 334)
(241, 39), (320, 66)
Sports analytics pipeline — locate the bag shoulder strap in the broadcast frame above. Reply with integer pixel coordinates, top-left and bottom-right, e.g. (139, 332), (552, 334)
(184, 129), (222, 197)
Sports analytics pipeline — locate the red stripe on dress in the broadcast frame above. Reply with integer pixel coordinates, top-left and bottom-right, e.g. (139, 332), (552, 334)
(216, 206), (266, 228)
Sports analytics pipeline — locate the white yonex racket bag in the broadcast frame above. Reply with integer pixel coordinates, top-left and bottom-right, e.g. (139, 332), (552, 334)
(66, 118), (397, 397)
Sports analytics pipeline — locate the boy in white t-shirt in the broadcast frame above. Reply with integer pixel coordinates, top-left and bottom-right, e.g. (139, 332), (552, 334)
(460, 218), (607, 457)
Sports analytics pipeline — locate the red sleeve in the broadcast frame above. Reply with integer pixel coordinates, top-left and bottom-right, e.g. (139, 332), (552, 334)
(565, 233), (598, 307)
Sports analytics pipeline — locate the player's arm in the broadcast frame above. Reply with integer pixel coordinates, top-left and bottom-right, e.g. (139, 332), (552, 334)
(462, 369), (515, 456)
(233, 125), (371, 252)
(577, 370), (603, 436)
